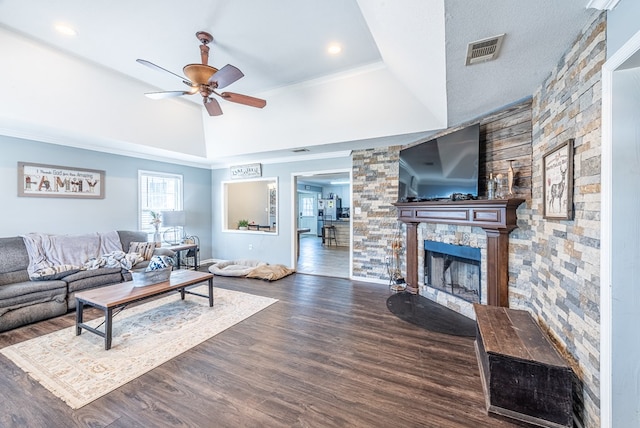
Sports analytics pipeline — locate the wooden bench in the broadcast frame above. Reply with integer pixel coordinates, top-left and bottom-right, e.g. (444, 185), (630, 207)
(473, 304), (573, 428)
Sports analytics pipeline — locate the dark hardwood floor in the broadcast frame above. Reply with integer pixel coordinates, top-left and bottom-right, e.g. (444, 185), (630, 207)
(0, 271), (523, 427)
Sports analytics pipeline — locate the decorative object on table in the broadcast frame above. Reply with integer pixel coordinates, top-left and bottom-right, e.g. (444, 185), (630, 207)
(162, 210), (185, 244)
(237, 219), (249, 230)
(487, 173), (497, 199)
(130, 254), (175, 287)
(543, 139), (574, 220)
(149, 211), (162, 245)
(495, 173), (507, 199)
(17, 162), (105, 199)
(131, 267), (171, 287)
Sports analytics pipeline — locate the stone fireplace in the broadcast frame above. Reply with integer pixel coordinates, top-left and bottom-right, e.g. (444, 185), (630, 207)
(424, 240), (481, 304)
(394, 198), (524, 307)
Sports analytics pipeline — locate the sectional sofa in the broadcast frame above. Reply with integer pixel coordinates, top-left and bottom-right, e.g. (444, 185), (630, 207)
(0, 230), (173, 333)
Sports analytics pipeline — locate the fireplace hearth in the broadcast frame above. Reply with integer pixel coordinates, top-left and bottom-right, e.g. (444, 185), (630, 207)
(424, 241), (481, 304)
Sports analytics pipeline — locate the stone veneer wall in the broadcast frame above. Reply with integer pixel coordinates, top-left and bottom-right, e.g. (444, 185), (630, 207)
(351, 147), (403, 281)
(351, 12), (604, 427)
(351, 99), (534, 319)
(527, 12), (605, 428)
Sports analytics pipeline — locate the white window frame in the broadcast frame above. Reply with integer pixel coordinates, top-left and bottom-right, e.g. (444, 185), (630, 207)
(138, 170), (183, 233)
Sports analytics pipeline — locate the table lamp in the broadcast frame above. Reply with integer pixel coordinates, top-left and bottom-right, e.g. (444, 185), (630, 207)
(162, 210), (186, 245)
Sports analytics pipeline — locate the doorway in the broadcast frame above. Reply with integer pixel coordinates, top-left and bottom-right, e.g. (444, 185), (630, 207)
(293, 170), (351, 278)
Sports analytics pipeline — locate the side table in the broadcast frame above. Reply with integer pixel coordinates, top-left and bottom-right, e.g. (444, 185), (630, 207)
(164, 243), (199, 270)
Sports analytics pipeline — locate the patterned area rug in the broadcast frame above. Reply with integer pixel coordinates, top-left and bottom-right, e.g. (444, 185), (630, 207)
(0, 286), (277, 409)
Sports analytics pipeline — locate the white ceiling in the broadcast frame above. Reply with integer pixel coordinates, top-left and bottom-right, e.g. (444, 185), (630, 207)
(0, 0), (597, 168)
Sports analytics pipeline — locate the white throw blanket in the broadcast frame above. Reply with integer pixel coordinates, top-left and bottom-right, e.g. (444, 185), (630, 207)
(21, 231), (125, 279)
(84, 251), (142, 271)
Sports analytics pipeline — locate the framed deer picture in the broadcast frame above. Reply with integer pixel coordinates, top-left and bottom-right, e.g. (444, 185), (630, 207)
(543, 139), (574, 220)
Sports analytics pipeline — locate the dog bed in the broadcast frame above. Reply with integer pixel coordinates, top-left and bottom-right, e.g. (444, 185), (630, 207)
(208, 259), (266, 277)
(246, 264), (295, 281)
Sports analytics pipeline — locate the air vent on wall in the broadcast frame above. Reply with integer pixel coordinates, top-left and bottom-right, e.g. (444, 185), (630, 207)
(465, 34), (505, 66)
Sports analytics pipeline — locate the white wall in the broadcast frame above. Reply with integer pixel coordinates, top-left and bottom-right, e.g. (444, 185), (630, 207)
(203, 65), (443, 158)
(610, 64), (640, 428)
(211, 156), (351, 266)
(607, 1), (640, 58)
(0, 27), (207, 162)
(604, 5), (640, 425)
(0, 135), (213, 258)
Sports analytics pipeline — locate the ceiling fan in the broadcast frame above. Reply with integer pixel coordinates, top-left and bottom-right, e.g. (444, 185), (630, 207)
(137, 31), (266, 116)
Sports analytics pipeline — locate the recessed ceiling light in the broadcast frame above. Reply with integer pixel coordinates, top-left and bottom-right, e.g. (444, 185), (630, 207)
(54, 23), (77, 36)
(327, 44), (342, 55)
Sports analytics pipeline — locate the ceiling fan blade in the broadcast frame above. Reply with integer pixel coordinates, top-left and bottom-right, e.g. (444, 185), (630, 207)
(136, 59), (192, 86)
(208, 64), (244, 89)
(203, 97), (223, 116)
(144, 90), (197, 100)
(220, 92), (267, 108)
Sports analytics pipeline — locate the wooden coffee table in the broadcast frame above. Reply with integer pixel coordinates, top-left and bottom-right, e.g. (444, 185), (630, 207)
(75, 270), (214, 350)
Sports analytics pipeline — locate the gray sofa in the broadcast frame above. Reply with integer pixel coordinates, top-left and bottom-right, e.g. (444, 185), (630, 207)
(0, 230), (173, 333)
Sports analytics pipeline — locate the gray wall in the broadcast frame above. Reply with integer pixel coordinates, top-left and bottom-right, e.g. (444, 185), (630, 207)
(211, 157), (351, 266)
(0, 135), (213, 258)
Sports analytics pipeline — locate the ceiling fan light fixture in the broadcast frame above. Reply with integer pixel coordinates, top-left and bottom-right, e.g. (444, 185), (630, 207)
(183, 64), (218, 85)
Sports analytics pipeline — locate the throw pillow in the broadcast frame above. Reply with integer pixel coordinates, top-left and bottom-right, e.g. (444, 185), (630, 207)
(128, 241), (156, 261)
(146, 255), (174, 271)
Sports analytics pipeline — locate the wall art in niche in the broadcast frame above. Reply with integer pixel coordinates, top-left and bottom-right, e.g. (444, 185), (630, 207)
(18, 162), (105, 199)
(543, 139), (573, 220)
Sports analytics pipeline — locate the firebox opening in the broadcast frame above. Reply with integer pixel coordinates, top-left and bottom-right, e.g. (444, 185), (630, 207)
(424, 241), (481, 304)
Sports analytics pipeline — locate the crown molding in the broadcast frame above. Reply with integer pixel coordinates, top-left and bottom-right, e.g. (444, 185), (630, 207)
(585, 0), (620, 10)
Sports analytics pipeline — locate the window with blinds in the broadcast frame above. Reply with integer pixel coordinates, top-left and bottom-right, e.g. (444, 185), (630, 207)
(138, 170), (183, 232)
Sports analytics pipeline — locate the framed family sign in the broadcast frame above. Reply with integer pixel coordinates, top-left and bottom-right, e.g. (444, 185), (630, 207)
(542, 139), (573, 220)
(18, 162), (105, 199)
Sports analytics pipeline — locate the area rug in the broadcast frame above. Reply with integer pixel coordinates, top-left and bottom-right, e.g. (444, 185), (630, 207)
(0, 286), (277, 409)
(386, 292), (476, 337)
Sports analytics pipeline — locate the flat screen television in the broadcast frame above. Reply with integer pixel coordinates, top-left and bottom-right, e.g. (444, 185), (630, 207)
(398, 123), (480, 202)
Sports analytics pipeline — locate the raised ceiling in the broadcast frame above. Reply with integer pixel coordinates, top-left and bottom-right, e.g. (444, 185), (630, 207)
(0, 1), (597, 167)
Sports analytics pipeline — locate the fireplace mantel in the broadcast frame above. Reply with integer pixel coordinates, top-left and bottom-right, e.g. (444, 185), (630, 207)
(394, 198), (525, 307)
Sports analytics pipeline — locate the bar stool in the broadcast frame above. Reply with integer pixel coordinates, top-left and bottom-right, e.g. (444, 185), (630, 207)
(323, 216), (338, 246)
